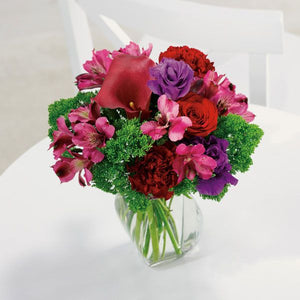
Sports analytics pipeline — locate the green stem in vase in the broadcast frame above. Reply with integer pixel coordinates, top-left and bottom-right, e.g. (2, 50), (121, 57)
(143, 226), (150, 257)
(134, 211), (143, 246)
(147, 203), (160, 262)
(161, 228), (167, 259)
(154, 200), (182, 256)
(157, 198), (179, 243)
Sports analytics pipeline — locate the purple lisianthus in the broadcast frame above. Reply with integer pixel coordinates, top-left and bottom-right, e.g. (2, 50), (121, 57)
(190, 135), (238, 196)
(147, 58), (194, 100)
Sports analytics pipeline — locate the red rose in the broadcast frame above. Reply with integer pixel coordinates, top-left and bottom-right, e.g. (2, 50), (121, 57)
(177, 93), (218, 137)
(159, 46), (215, 78)
(127, 144), (178, 200)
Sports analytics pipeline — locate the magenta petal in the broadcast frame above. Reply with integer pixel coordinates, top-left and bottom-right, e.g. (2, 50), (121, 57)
(72, 123), (98, 148)
(52, 159), (76, 183)
(186, 165), (196, 181)
(141, 43), (153, 57)
(90, 149), (105, 163)
(78, 170), (86, 186)
(95, 117), (115, 138)
(84, 168), (93, 185)
(175, 143), (190, 155)
(75, 73), (103, 90)
(172, 156), (186, 183)
(194, 156), (217, 180)
(157, 95), (179, 120)
(168, 116), (192, 141)
(141, 121), (167, 140)
(68, 106), (90, 123)
(190, 144), (205, 157)
(241, 110), (255, 123)
(57, 117), (72, 136)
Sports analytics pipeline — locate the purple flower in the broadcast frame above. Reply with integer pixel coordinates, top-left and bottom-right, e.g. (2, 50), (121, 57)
(147, 58), (194, 100)
(191, 135), (238, 196)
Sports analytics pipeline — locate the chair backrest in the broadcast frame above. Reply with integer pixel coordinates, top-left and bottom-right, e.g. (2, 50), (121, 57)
(59, 0), (284, 106)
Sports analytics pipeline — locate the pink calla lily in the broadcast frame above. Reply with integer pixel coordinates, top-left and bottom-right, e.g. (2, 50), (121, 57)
(141, 95), (192, 141)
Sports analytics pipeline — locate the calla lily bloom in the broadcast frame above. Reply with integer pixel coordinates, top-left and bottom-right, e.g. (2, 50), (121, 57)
(141, 95), (192, 141)
(94, 54), (155, 119)
(52, 154), (93, 186)
(49, 117), (74, 159)
(173, 143), (217, 183)
(72, 117), (115, 163)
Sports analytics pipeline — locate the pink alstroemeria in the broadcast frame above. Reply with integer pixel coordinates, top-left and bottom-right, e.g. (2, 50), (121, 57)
(141, 95), (192, 141)
(52, 154), (93, 186)
(173, 143), (217, 183)
(76, 49), (113, 90)
(193, 70), (255, 122)
(72, 117), (115, 163)
(112, 42), (153, 58)
(68, 101), (101, 123)
(49, 117), (74, 159)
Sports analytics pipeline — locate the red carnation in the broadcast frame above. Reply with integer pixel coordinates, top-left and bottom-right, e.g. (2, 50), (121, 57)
(127, 144), (178, 200)
(159, 46), (215, 78)
(177, 93), (218, 137)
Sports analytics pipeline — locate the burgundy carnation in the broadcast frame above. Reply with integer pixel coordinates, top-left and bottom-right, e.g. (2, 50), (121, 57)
(159, 46), (215, 78)
(127, 144), (178, 200)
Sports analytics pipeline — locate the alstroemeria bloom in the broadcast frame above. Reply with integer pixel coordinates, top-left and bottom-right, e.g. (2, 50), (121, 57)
(76, 49), (113, 90)
(68, 101), (101, 123)
(141, 95), (192, 141)
(94, 54), (155, 119)
(194, 71), (255, 122)
(49, 117), (74, 159)
(112, 42), (153, 58)
(72, 117), (115, 163)
(173, 143), (217, 183)
(52, 154), (93, 186)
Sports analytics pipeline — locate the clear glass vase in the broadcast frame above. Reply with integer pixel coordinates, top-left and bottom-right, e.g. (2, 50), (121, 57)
(115, 194), (203, 267)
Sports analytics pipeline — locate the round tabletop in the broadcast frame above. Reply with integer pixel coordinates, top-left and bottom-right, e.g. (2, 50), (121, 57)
(1, 105), (300, 300)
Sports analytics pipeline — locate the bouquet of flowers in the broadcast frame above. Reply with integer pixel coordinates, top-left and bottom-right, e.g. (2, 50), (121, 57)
(48, 42), (263, 266)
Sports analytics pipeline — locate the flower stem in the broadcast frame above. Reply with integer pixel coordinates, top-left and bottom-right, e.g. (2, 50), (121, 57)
(154, 200), (182, 256)
(134, 211), (143, 247)
(147, 204), (160, 262)
(143, 226), (150, 257)
(157, 198), (179, 243)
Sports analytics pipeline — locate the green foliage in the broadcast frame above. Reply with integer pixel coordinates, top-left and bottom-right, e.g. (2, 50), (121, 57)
(48, 92), (96, 139)
(213, 114), (264, 174)
(103, 118), (154, 163)
(173, 178), (197, 197)
(91, 118), (153, 212)
(91, 160), (150, 212)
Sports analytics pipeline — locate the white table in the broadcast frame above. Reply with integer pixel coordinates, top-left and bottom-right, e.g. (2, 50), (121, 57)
(1, 105), (300, 300)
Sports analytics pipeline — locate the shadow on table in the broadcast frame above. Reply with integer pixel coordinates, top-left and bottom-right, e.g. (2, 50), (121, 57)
(4, 221), (222, 300)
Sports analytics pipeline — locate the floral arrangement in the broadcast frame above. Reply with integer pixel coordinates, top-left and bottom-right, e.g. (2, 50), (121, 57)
(48, 42), (263, 265)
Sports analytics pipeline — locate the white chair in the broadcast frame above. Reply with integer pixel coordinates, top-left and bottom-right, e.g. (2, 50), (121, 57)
(59, 0), (284, 106)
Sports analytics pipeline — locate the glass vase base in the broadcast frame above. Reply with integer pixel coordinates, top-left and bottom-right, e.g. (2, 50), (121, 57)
(115, 194), (203, 267)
